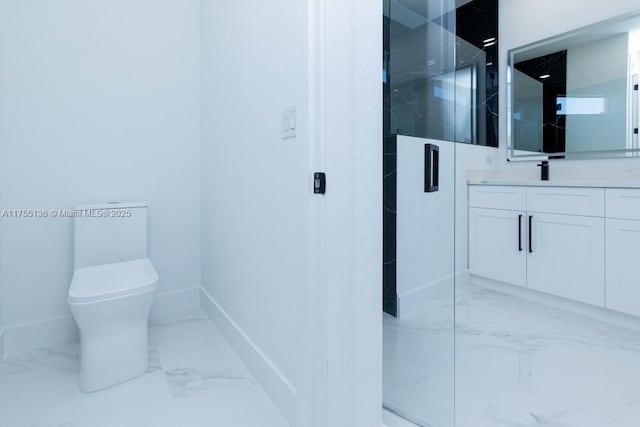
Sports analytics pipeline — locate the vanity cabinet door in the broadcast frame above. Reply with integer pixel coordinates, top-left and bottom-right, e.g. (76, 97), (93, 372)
(527, 213), (605, 306)
(606, 219), (640, 316)
(469, 208), (527, 287)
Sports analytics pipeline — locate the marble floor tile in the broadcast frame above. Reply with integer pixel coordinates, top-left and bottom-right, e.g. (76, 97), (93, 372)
(455, 283), (640, 427)
(0, 309), (289, 427)
(384, 281), (640, 427)
(383, 312), (454, 427)
(151, 310), (251, 399)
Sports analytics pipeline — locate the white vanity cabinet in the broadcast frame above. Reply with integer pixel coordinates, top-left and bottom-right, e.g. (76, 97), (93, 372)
(469, 184), (606, 308)
(468, 186), (527, 287)
(469, 207), (527, 287)
(605, 189), (640, 317)
(527, 212), (604, 306)
(526, 186), (605, 306)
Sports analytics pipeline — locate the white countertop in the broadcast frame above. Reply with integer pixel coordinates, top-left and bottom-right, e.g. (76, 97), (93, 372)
(468, 179), (640, 189)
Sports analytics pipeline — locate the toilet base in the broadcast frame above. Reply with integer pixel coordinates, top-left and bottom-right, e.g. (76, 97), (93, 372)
(79, 323), (150, 392)
(69, 286), (156, 393)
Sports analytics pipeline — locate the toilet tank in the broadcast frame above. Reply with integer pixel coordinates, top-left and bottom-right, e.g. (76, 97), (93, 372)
(73, 201), (149, 270)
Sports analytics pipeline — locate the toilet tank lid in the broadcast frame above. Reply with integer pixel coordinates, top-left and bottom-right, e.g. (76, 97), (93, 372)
(69, 258), (158, 303)
(74, 201), (148, 210)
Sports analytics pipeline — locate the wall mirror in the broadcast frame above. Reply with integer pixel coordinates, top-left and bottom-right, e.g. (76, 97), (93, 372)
(507, 12), (640, 160)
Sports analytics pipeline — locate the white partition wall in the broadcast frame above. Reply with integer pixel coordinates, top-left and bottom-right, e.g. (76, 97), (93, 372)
(396, 137), (456, 318)
(200, 0), (382, 425)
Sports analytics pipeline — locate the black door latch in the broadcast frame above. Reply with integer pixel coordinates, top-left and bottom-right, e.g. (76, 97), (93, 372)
(314, 172), (326, 194)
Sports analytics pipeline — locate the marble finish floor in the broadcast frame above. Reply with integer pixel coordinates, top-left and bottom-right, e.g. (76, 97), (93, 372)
(383, 298), (454, 426)
(384, 281), (640, 427)
(0, 309), (289, 427)
(456, 283), (640, 427)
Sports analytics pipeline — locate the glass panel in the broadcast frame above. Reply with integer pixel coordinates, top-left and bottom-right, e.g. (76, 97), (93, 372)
(385, 0), (457, 141)
(384, 0), (498, 147)
(383, 0), (456, 425)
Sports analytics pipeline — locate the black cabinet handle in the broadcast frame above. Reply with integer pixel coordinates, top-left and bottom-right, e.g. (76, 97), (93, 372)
(433, 148), (439, 189)
(528, 215), (533, 253)
(424, 144), (439, 193)
(518, 214), (523, 252)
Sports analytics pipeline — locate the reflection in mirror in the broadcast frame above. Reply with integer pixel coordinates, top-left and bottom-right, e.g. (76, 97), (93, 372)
(508, 12), (640, 160)
(514, 51), (566, 154)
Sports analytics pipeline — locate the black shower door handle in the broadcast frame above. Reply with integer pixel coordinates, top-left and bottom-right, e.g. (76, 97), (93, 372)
(425, 144), (439, 193)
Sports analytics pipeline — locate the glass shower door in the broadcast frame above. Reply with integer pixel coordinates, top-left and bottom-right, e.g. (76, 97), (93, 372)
(383, 0), (457, 425)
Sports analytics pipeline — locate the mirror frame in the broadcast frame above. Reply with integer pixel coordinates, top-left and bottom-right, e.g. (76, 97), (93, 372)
(507, 10), (640, 162)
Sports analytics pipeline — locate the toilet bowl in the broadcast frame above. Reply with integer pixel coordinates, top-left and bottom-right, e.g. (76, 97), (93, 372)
(69, 258), (158, 392)
(68, 201), (158, 392)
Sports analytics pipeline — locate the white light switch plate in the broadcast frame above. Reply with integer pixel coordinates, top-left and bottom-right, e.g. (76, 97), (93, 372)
(282, 107), (296, 139)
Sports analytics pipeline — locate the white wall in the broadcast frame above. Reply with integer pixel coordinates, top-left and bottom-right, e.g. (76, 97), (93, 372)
(200, 0), (382, 425)
(200, 0), (307, 423)
(499, 0), (640, 175)
(395, 137), (456, 319)
(501, 0), (640, 50)
(320, 1), (382, 425)
(0, 0), (202, 344)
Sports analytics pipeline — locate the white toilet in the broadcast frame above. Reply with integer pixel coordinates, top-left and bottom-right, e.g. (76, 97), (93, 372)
(68, 201), (158, 392)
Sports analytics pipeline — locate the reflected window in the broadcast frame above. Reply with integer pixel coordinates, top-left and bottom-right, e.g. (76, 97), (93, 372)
(556, 97), (607, 115)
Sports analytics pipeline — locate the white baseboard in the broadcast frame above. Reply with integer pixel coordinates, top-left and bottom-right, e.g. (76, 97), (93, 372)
(471, 275), (640, 333)
(383, 408), (419, 427)
(150, 287), (200, 321)
(3, 315), (79, 358)
(3, 287), (200, 358)
(199, 287), (296, 426)
(397, 274), (455, 319)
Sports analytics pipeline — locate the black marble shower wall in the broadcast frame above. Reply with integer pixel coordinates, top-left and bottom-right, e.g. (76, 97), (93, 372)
(382, 134), (397, 316)
(383, 0), (499, 316)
